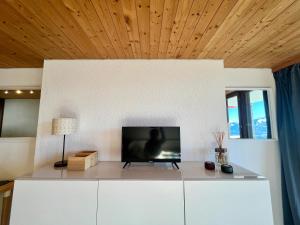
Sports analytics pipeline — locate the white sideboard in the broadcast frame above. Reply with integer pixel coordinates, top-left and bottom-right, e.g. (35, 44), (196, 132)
(185, 180), (274, 225)
(9, 162), (274, 225)
(10, 180), (98, 225)
(98, 180), (184, 225)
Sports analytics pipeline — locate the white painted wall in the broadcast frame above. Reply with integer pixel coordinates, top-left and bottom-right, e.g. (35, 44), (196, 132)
(0, 68), (42, 180)
(0, 137), (36, 179)
(0, 68), (42, 88)
(35, 60), (282, 225)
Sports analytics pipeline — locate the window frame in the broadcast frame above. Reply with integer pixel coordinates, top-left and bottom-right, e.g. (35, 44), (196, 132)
(225, 94), (241, 138)
(225, 87), (276, 140)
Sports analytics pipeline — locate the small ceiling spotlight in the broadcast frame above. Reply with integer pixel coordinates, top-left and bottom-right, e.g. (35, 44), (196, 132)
(4, 90), (8, 94)
(16, 90), (22, 94)
(29, 90), (34, 94)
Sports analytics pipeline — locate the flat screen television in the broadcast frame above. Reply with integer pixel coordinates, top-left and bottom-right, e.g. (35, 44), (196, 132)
(122, 127), (181, 168)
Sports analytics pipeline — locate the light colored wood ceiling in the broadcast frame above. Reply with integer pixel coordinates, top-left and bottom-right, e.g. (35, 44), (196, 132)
(0, 0), (299, 69)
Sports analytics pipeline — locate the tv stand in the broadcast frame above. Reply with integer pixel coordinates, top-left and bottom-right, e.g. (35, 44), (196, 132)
(123, 162), (131, 168)
(172, 162), (180, 170)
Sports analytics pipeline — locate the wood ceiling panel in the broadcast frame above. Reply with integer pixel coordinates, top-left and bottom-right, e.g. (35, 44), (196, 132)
(182, 0), (231, 58)
(121, 0), (142, 58)
(0, 54), (35, 68)
(58, 0), (109, 58)
(0, 2), (69, 59)
(199, 0), (271, 58)
(272, 53), (300, 72)
(136, 0), (150, 58)
(166, 0), (194, 58)
(157, 0), (179, 58)
(105, 0), (135, 57)
(232, 33), (300, 68)
(205, 0), (291, 59)
(221, 0), (296, 59)
(91, 0), (127, 57)
(34, 0), (102, 58)
(0, 31), (42, 67)
(260, 35), (300, 68)
(224, 0), (300, 67)
(0, 0), (299, 69)
(149, 0), (165, 58)
(172, 0), (209, 58)
(9, 0), (83, 58)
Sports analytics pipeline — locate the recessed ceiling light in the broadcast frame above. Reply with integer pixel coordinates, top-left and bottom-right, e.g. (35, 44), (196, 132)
(16, 90), (22, 94)
(29, 90), (34, 94)
(4, 90), (8, 94)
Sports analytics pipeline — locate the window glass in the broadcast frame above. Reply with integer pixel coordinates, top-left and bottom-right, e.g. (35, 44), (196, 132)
(249, 90), (268, 139)
(227, 96), (240, 138)
(226, 90), (272, 139)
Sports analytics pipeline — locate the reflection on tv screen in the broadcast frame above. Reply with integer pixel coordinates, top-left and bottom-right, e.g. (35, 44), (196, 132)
(122, 127), (181, 162)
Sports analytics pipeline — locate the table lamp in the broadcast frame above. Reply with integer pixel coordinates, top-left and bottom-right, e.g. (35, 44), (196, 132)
(52, 118), (77, 168)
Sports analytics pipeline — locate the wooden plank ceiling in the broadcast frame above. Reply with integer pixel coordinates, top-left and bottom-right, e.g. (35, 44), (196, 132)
(0, 0), (299, 69)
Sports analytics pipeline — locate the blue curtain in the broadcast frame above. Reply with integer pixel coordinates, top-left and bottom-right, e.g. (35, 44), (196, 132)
(273, 64), (300, 225)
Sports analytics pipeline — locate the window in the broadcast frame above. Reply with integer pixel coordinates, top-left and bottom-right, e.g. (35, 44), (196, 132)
(226, 89), (272, 139)
(0, 89), (40, 137)
(226, 95), (240, 138)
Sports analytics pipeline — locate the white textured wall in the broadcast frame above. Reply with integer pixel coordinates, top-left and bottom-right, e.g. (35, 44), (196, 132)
(0, 138), (36, 179)
(0, 68), (42, 88)
(35, 60), (282, 225)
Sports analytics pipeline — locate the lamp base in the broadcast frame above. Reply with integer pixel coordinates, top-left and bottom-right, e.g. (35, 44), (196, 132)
(54, 160), (68, 168)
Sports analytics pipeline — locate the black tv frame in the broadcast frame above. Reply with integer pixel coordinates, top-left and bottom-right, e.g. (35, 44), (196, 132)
(121, 126), (181, 169)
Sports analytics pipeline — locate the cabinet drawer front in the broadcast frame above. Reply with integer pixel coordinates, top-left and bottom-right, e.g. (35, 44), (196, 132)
(184, 180), (274, 225)
(10, 180), (98, 225)
(98, 180), (184, 225)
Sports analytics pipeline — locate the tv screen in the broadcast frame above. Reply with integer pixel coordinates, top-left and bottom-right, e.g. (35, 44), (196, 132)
(122, 127), (181, 162)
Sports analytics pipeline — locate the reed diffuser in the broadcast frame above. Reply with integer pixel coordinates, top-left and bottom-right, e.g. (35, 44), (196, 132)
(213, 131), (228, 165)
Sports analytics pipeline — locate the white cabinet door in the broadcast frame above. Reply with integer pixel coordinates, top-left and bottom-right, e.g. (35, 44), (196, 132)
(10, 180), (98, 225)
(184, 180), (274, 225)
(98, 180), (184, 225)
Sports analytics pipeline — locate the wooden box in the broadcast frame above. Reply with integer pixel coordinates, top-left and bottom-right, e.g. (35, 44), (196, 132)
(67, 151), (98, 171)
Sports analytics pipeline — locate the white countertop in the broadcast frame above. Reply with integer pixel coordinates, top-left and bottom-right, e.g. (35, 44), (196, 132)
(19, 162), (264, 181)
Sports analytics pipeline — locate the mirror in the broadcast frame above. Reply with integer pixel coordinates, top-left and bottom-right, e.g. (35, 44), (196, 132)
(225, 89), (272, 139)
